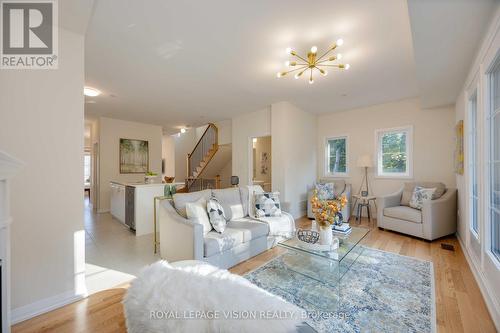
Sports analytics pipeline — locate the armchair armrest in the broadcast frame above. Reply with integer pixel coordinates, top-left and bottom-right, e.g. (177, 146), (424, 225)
(422, 188), (457, 240)
(376, 188), (403, 226)
(158, 200), (204, 262)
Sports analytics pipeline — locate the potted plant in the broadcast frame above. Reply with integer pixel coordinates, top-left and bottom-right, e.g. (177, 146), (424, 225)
(144, 171), (158, 184)
(310, 190), (348, 245)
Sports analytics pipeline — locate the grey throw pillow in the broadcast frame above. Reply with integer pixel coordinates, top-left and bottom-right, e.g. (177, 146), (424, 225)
(206, 197), (226, 233)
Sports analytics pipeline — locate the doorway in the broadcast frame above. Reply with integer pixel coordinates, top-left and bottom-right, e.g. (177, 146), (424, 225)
(251, 136), (272, 192)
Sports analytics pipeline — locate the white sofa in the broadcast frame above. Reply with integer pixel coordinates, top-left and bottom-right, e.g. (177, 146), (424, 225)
(376, 182), (457, 241)
(307, 179), (351, 221)
(158, 186), (296, 269)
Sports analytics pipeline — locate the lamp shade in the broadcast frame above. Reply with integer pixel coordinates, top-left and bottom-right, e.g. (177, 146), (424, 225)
(357, 154), (373, 168)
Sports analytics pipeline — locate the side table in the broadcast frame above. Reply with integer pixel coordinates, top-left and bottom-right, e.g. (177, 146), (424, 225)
(351, 194), (377, 225)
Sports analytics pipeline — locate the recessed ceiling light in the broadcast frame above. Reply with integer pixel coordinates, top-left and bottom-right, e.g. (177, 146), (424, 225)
(180, 128), (186, 134)
(84, 87), (101, 97)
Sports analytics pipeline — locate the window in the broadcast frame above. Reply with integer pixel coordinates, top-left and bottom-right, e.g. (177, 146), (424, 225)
(376, 127), (412, 178)
(489, 59), (500, 262)
(469, 91), (479, 235)
(325, 136), (348, 176)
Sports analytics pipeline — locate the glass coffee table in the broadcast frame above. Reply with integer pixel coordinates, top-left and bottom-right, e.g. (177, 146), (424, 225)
(275, 226), (370, 311)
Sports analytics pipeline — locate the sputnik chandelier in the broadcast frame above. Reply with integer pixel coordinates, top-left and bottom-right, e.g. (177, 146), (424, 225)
(276, 38), (350, 84)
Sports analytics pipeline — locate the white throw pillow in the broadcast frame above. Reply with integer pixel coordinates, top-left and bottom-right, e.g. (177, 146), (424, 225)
(206, 196), (227, 233)
(255, 192), (282, 217)
(409, 186), (436, 210)
(185, 198), (212, 235)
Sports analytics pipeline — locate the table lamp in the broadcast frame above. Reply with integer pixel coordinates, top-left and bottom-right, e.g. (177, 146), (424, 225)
(357, 154), (373, 196)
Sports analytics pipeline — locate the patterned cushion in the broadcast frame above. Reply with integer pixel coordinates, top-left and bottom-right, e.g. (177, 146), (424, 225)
(315, 183), (335, 200)
(409, 187), (436, 210)
(255, 192), (282, 217)
(206, 196), (227, 233)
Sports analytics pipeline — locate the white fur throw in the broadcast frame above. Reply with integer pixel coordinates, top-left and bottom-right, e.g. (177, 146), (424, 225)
(123, 261), (304, 333)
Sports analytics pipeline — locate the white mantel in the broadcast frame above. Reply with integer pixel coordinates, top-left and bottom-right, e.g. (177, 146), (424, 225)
(0, 151), (23, 333)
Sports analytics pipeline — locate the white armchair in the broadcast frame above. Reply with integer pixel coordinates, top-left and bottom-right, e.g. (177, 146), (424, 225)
(377, 186), (457, 241)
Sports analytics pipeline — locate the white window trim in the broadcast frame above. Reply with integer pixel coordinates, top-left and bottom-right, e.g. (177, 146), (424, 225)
(466, 84), (480, 240)
(324, 135), (349, 178)
(374, 126), (413, 179)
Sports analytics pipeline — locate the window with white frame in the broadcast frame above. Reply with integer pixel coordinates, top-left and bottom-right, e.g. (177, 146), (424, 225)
(325, 136), (348, 176)
(488, 58), (500, 262)
(468, 90), (480, 235)
(376, 127), (412, 178)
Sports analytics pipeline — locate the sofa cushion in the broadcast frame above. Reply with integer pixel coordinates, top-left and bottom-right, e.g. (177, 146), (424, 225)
(212, 188), (245, 221)
(227, 218), (269, 242)
(315, 183), (335, 200)
(384, 206), (422, 224)
(204, 228), (244, 257)
(173, 189), (212, 218)
(207, 196), (227, 233)
(318, 179), (347, 196)
(409, 186), (436, 210)
(255, 192), (282, 217)
(401, 182), (446, 206)
(239, 187), (249, 217)
(185, 197), (212, 235)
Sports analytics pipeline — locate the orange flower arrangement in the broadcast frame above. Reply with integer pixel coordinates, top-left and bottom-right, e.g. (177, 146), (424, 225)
(311, 189), (348, 228)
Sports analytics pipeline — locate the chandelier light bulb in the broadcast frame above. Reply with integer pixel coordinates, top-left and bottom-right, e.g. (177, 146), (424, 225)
(320, 69), (328, 76)
(285, 47), (292, 55)
(276, 72), (282, 78)
(285, 60), (290, 67)
(345, 64), (350, 70)
(337, 53), (343, 60)
(336, 38), (344, 46)
(310, 46), (318, 54)
(309, 78), (314, 84)
(294, 73), (300, 79)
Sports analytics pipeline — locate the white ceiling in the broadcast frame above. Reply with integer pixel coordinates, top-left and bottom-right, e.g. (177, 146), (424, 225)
(84, 0), (497, 133)
(408, 0), (498, 109)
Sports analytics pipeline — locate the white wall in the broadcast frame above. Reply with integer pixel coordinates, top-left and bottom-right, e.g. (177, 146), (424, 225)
(455, 7), (500, 329)
(232, 103), (316, 218)
(98, 117), (162, 211)
(162, 135), (175, 178)
(0, 28), (86, 320)
(317, 98), (456, 204)
(218, 160), (233, 188)
(271, 102), (317, 218)
(232, 107), (272, 187)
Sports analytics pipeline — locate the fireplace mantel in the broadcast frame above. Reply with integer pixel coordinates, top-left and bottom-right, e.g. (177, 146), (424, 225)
(0, 151), (23, 333)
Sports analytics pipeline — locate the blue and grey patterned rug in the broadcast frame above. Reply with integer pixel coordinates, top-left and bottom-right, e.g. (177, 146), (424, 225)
(244, 247), (435, 333)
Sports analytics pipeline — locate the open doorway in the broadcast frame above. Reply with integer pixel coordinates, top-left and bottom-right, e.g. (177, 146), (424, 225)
(251, 136), (272, 192)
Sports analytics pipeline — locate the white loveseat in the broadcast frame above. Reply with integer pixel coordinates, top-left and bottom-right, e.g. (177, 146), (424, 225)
(158, 186), (296, 269)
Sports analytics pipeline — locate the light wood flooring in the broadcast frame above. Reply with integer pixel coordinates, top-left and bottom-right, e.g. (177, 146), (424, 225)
(12, 218), (497, 333)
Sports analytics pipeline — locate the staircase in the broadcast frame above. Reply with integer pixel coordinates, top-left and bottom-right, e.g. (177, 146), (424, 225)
(183, 123), (219, 192)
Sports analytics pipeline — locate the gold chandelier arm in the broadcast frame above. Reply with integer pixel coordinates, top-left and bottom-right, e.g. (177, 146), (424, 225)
(281, 65), (309, 75)
(316, 64), (344, 67)
(310, 68), (313, 81)
(316, 47), (335, 62)
(291, 53), (309, 64)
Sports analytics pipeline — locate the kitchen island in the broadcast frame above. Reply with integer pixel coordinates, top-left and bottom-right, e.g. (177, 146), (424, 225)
(110, 181), (183, 236)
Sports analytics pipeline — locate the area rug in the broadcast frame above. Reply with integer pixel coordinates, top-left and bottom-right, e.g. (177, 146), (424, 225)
(244, 247), (435, 333)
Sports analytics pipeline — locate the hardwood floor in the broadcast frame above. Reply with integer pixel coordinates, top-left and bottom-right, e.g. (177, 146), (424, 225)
(12, 218), (497, 333)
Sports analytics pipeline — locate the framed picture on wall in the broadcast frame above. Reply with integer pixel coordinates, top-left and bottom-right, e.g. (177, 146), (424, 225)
(119, 138), (149, 174)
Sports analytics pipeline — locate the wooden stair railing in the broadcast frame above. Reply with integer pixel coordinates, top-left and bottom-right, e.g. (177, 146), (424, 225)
(184, 123), (219, 192)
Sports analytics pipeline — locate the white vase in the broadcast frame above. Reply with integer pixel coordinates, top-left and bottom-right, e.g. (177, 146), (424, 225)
(319, 226), (333, 246)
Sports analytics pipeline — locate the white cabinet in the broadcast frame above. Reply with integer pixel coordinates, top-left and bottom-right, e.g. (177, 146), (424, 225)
(110, 182), (125, 223)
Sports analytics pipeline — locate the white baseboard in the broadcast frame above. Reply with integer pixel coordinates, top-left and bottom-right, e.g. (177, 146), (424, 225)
(97, 208), (110, 214)
(457, 234), (500, 330)
(11, 290), (85, 325)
